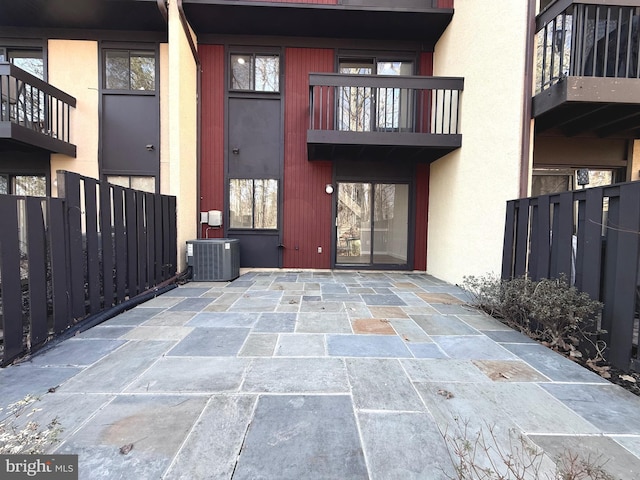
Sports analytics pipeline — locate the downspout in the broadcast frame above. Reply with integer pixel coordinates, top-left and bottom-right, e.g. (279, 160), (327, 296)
(177, 0), (203, 238)
(520, 0), (537, 198)
(156, 0), (168, 22)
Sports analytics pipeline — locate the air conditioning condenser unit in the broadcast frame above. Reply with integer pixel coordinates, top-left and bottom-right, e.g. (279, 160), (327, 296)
(186, 239), (240, 281)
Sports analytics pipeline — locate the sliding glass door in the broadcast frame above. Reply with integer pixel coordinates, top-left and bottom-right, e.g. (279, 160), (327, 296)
(336, 182), (409, 267)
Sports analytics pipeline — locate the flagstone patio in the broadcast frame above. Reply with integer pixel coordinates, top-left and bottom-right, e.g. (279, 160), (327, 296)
(2, 271), (640, 479)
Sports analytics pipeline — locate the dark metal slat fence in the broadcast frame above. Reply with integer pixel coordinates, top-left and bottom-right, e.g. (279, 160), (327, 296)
(0, 171), (177, 366)
(502, 181), (640, 371)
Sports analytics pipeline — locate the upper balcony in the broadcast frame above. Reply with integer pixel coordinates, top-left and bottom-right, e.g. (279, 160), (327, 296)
(0, 62), (76, 157)
(533, 1), (640, 137)
(307, 73), (463, 162)
(183, 1), (454, 44)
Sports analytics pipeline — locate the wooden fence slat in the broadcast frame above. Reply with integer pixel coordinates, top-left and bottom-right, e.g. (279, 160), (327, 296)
(501, 201), (516, 279)
(100, 183), (114, 309)
(48, 198), (70, 334)
(168, 195), (177, 277)
(136, 192), (147, 292)
(514, 199), (530, 277)
(600, 195), (620, 352)
(154, 194), (163, 283)
(581, 187), (604, 300)
(125, 189), (138, 297)
(58, 172), (85, 320)
(145, 192), (156, 286)
(608, 183), (640, 370)
(84, 177), (100, 314)
(536, 195), (551, 280)
(0, 196), (25, 365)
(25, 197), (48, 347)
(162, 195), (171, 280)
(574, 197), (587, 290)
(556, 192), (574, 280)
(113, 186), (127, 304)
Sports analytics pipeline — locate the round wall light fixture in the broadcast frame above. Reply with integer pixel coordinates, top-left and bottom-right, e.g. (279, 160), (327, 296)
(325, 184), (334, 194)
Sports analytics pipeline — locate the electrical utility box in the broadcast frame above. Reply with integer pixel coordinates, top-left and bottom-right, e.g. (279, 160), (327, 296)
(186, 239), (240, 281)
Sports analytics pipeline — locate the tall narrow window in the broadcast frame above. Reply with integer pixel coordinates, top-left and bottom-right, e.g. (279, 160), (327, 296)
(230, 54), (280, 92)
(104, 49), (156, 91)
(229, 179), (278, 229)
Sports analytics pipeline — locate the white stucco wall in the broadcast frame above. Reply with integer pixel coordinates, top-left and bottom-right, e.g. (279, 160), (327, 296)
(168, 2), (198, 271)
(428, 0), (529, 284)
(48, 40), (99, 195)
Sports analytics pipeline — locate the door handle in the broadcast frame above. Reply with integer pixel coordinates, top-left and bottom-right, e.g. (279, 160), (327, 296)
(146, 144), (155, 151)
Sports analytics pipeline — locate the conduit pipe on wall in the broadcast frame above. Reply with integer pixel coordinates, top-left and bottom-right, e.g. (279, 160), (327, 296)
(177, 0), (204, 238)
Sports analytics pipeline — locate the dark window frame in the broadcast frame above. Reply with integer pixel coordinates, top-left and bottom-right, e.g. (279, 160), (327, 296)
(0, 38), (47, 81)
(228, 47), (282, 94)
(101, 47), (158, 94)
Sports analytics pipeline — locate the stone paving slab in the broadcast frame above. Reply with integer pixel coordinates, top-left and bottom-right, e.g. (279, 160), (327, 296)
(3, 270), (640, 480)
(59, 340), (175, 394)
(541, 383), (640, 434)
(505, 343), (609, 383)
(357, 411), (455, 479)
(125, 357), (249, 393)
(56, 395), (208, 480)
(530, 434), (640, 478)
(347, 358), (424, 411)
(167, 327), (250, 357)
(242, 357), (349, 393)
(232, 395), (368, 480)
(163, 395), (257, 479)
(28, 338), (127, 367)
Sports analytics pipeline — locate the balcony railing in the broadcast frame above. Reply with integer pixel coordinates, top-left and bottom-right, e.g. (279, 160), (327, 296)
(0, 62), (76, 156)
(308, 73), (463, 160)
(309, 74), (463, 150)
(536, 1), (640, 94)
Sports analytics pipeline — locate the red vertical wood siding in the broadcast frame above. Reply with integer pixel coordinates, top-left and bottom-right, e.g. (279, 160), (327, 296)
(438, 0), (454, 7)
(414, 164), (429, 271)
(199, 45), (225, 239)
(413, 51), (433, 271)
(283, 47), (334, 268)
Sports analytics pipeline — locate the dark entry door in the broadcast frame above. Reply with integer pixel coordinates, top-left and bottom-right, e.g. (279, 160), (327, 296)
(226, 97), (282, 267)
(102, 95), (159, 179)
(100, 47), (159, 187)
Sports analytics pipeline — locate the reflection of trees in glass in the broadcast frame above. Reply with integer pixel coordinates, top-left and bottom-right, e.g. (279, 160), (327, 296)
(337, 182), (370, 239)
(14, 176), (46, 196)
(338, 61), (413, 132)
(229, 178), (278, 229)
(0, 174), (8, 194)
(231, 54), (279, 92)
(105, 50), (155, 91)
(4, 50), (45, 129)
